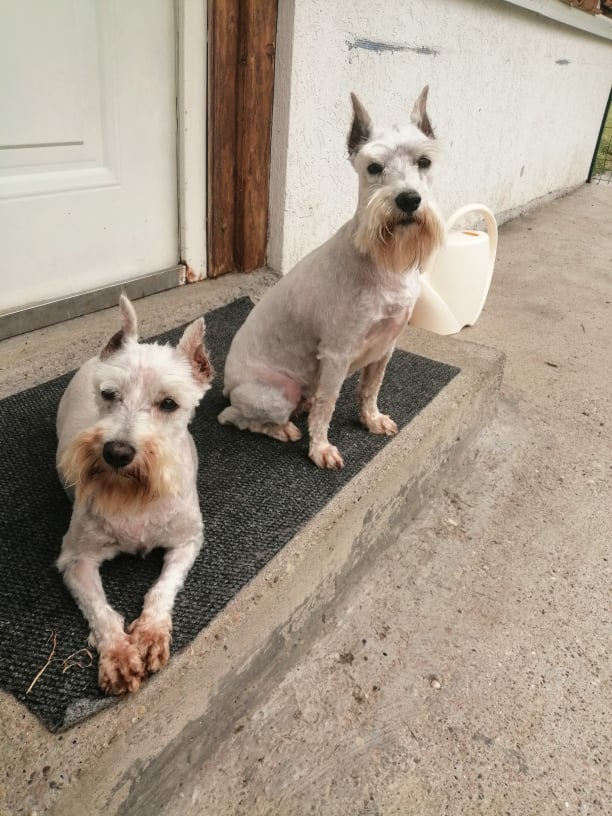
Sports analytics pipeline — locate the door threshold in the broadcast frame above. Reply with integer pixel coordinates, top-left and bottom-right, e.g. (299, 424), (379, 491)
(0, 265), (185, 341)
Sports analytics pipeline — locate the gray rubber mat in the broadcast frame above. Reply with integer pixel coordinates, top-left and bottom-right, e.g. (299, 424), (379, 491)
(0, 297), (459, 731)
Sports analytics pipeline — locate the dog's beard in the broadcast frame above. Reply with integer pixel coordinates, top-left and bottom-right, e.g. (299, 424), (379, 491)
(60, 427), (180, 516)
(354, 194), (445, 273)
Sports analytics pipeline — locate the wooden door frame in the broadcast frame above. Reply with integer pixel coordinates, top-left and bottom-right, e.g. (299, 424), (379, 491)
(207, 0), (278, 277)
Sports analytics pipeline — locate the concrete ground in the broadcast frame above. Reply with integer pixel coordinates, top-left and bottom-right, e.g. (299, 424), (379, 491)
(1, 183), (611, 815)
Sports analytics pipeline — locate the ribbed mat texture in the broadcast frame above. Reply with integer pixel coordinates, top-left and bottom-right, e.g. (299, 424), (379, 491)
(0, 297), (459, 730)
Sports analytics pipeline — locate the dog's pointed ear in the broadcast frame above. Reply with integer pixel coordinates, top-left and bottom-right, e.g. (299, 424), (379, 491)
(178, 317), (214, 387)
(411, 85), (435, 139)
(100, 295), (139, 359)
(348, 93), (372, 156)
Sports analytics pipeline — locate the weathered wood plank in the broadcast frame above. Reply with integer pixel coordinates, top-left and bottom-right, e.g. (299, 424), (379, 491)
(207, 0), (239, 277)
(234, 0), (278, 273)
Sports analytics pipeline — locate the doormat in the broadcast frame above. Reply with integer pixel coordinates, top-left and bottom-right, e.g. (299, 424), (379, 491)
(0, 297), (459, 731)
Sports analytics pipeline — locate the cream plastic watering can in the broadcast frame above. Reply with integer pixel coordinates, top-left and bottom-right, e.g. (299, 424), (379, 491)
(410, 204), (498, 335)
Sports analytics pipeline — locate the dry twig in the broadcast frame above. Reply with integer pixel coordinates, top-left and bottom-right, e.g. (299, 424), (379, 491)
(61, 648), (94, 673)
(26, 631), (58, 695)
(26, 632), (94, 694)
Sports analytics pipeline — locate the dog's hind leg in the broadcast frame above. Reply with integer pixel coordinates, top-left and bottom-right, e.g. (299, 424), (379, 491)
(219, 407), (302, 441)
(358, 352), (398, 436)
(218, 381), (302, 442)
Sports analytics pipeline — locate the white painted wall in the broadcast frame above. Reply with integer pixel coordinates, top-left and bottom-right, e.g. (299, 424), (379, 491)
(268, 0), (612, 273)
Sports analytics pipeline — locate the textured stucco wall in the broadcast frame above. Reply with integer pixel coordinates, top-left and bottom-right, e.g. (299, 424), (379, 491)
(267, 0), (612, 273)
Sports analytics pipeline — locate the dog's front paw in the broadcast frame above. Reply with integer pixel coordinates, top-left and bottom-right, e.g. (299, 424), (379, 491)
(128, 616), (172, 675)
(309, 443), (344, 470)
(362, 412), (398, 436)
(98, 638), (145, 695)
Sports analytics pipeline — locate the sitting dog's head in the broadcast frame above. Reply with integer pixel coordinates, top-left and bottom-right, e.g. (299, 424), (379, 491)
(60, 296), (213, 516)
(348, 87), (445, 273)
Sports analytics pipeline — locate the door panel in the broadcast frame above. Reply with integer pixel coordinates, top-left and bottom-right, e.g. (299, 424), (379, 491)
(0, 0), (178, 312)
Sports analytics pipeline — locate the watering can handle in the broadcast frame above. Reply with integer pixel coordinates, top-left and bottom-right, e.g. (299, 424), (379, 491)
(446, 204), (498, 270)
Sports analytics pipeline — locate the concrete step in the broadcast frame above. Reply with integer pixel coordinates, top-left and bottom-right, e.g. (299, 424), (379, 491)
(0, 272), (504, 816)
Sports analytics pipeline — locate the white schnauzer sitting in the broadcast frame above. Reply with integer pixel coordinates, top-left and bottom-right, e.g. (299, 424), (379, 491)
(219, 87), (445, 469)
(56, 296), (213, 694)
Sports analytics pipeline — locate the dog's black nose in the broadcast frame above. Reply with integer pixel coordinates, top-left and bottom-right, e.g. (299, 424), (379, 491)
(395, 191), (421, 213)
(103, 441), (136, 468)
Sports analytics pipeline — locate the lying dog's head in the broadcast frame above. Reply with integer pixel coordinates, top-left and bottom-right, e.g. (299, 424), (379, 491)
(59, 296), (213, 516)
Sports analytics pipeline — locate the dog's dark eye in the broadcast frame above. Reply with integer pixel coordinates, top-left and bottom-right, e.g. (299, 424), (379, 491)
(101, 389), (117, 402)
(159, 398), (179, 413)
(367, 162), (383, 175)
(417, 156), (431, 169)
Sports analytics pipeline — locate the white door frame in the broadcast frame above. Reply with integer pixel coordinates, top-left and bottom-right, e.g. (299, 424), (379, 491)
(177, 0), (207, 282)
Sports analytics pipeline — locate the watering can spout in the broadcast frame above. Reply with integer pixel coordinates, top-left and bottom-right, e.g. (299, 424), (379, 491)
(411, 204), (498, 335)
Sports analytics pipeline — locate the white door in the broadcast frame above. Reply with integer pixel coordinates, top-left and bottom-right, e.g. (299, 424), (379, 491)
(0, 0), (179, 313)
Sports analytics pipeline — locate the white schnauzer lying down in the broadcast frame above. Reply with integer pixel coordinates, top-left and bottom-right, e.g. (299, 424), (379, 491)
(219, 87), (445, 469)
(56, 296), (213, 694)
